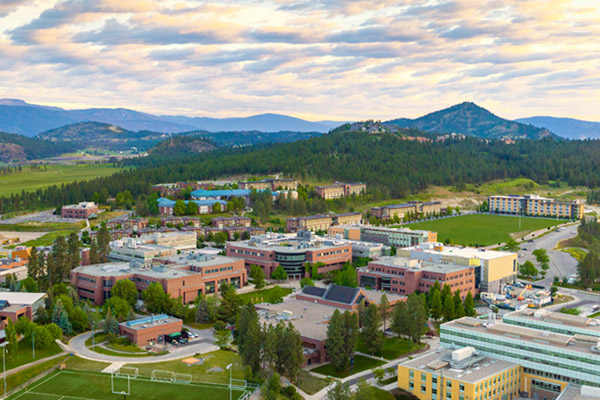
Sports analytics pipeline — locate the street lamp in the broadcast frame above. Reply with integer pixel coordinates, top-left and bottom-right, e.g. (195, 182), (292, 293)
(226, 363), (233, 400)
(1, 341), (8, 398)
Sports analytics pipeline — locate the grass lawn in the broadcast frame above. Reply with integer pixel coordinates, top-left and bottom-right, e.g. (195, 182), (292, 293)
(125, 350), (246, 385)
(5, 354), (69, 394)
(63, 356), (111, 372)
(357, 337), (424, 360)
(295, 370), (329, 395)
(89, 210), (128, 228)
(310, 354), (385, 378)
(238, 286), (293, 305)
(372, 387), (396, 400)
(91, 346), (152, 358)
(399, 214), (562, 246)
(562, 247), (588, 262)
(85, 332), (108, 347)
(0, 163), (123, 197)
(7, 369), (247, 400)
(0, 221), (85, 232)
(5, 339), (63, 371)
(106, 342), (146, 353)
(187, 322), (215, 330)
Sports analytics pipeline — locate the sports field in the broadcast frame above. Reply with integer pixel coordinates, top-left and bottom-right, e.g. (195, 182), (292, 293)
(402, 214), (562, 246)
(0, 163), (123, 197)
(8, 370), (249, 400)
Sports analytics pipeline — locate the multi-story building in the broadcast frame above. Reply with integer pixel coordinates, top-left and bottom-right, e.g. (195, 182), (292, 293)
(0, 292), (47, 329)
(156, 198), (228, 216)
(315, 182), (366, 199)
(370, 201), (442, 221)
(286, 212), (362, 233)
(359, 225), (437, 248)
(440, 313), (600, 395)
(226, 233), (351, 279)
(107, 218), (148, 231)
(109, 232), (197, 265)
(191, 189), (253, 203)
(357, 256), (476, 296)
(328, 225), (362, 240)
(212, 216), (252, 229)
(489, 195), (584, 220)
(71, 253), (247, 305)
(61, 202), (99, 219)
(333, 212), (362, 225)
(0, 257), (28, 283)
(397, 243), (517, 293)
(399, 346), (521, 400)
(238, 178), (298, 191)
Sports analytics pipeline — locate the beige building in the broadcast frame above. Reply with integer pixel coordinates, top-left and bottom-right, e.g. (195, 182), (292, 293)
(370, 201), (443, 221)
(239, 178), (298, 191)
(286, 214), (333, 232)
(315, 182), (366, 199)
(489, 195), (584, 220)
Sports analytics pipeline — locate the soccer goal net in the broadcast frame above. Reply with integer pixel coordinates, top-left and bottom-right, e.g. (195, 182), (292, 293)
(111, 370), (131, 395)
(115, 367), (139, 379)
(151, 370), (175, 382)
(173, 373), (193, 384)
(230, 379), (247, 390)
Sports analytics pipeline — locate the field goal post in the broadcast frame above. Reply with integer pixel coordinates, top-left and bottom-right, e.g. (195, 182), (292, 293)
(230, 379), (247, 390)
(173, 373), (193, 384)
(151, 370), (175, 382)
(115, 367), (139, 379)
(111, 370), (131, 396)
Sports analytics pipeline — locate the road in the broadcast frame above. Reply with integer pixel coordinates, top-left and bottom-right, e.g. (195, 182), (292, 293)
(517, 222), (580, 287)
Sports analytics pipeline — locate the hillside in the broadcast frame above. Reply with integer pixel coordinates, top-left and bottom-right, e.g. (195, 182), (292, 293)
(0, 132), (78, 163)
(0, 99), (342, 136)
(149, 136), (216, 156)
(192, 130), (324, 147)
(516, 116), (600, 140)
(37, 122), (169, 151)
(386, 102), (555, 140)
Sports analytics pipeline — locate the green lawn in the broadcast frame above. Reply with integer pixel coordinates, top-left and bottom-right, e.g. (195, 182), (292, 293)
(7, 370), (247, 400)
(5, 354), (69, 394)
(357, 337), (424, 360)
(16, 230), (78, 247)
(0, 163), (123, 197)
(125, 350), (246, 385)
(310, 354), (385, 378)
(372, 387), (397, 400)
(5, 339), (63, 371)
(399, 214), (562, 246)
(90, 346), (152, 358)
(63, 356), (111, 372)
(0, 221), (85, 232)
(238, 286), (293, 305)
(562, 247), (588, 262)
(295, 370), (329, 395)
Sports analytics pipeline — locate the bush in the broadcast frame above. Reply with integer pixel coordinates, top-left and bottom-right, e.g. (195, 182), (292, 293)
(213, 320), (226, 331)
(46, 323), (63, 341)
(33, 325), (54, 349)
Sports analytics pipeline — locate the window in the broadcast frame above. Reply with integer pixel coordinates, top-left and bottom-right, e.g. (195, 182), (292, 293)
(447, 380), (452, 389)
(421, 385), (427, 393)
(409, 371), (414, 378)
(422, 373), (427, 382)
(409, 382), (414, 390)
(460, 384), (465, 392)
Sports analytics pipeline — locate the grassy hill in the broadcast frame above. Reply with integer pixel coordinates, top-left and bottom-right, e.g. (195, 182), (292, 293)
(0, 132), (78, 163)
(386, 102), (556, 140)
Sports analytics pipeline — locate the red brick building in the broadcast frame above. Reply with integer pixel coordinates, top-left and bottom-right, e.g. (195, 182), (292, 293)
(357, 256), (476, 297)
(119, 314), (183, 346)
(61, 202), (99, 219)
(0, 293), (47, 330)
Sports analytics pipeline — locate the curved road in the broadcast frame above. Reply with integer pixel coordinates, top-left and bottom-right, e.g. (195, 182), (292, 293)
(69, 331), (218, 363)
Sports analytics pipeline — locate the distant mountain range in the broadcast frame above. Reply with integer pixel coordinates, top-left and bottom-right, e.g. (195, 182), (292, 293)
(0, 99), (341, 136)
(386, 102), (555, 140)
(515, 116), (600, 140)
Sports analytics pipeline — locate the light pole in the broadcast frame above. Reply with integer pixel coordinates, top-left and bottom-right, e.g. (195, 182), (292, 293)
(1, 341), (8, 398)
(226, 363), (233, 400)
(32, 330), (35, 359)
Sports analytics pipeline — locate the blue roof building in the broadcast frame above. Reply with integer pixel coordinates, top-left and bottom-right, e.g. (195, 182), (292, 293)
(157, 198), (227, 215)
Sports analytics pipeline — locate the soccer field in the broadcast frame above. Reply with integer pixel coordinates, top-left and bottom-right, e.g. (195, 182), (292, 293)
(402, 214), (562, 246)
(8, 370), (250, 400)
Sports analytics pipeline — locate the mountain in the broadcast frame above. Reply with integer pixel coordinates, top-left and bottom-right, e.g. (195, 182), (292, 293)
(148, 136), (216, 156)
(190, 130), (324, 147)
(515, 116), (600, 140)
(160, 113), (341, 133)
(0, 99), (342, 136)
(0, 132), (78, 162)
(386, 102), (555, 140)
(37, 121), (170, 151)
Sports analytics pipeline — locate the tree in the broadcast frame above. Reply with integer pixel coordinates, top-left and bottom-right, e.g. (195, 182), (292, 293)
(213, 231), (228, 247)
(46, 323), (63, 341)
(373, 367), (386, 385)
(174, 200), (186, 216)
(266, 321), (304, 381)
(578, 251), (600, 287)
(271, 265), (288, 281)
(33, 325), (54, 349)
(327, 310), (349, 372)
(105, 296), (131, 321)
(51, 235), (68, 283)
(104, 307), (119, 335)
(407, 294), (428, 343)
(391, 301), (409, 338)
(217, 282), (241, 323)
(96, 223), (111, 262)
(212, 201), (222, 214)
(327, 381), (351, 400)
(185, 201), (198, 215)
(52, 299), (71, 335)
(4, 319), (18, 358)
(504, 238), (520, 252)
(300, 277), (314, 288)
(236, 304), (262, 372)
(464, 291), (476, 316)
(196, 297), (212, 324)
(443, 295), (455, 322)
(214, 328), (233, 349)
(520, 260), (539, 279)
(351, 379), (374, 400)
(533, 248), (550, 264)
(334, 265), (357, 287)
(67, 232), (81, 271)
(27, 246), (42, 281)
(249, 265), (266, 289)
(379, 293), (390, 331)
(454, 290), (466, 319)
(69, 307), (90, 333)
(111, 279), (138, 307)
(89, 240), (101, 264)
(430, 289), (443, 320)
(142, 282), (171, 313)
(360, 303), (383, 355)
(21, 276), (39, 292)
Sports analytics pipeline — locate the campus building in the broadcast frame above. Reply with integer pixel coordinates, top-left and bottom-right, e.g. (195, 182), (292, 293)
(71, 253), (247, 305)
(315, 182), (366, 199)
(109, 232), (197, 265)
(226, 233), (351, 279)
(191, 189), (252, 203)
(61, 202), (99, 219)
(359, 225), (437, 248)
(286, 212), (362, 233)
(489, 195), (585, 220)
(0, 256), (28, 283)
(238, 178), (298, 191)
(440, 313), (600, 394)
(119, 314), (183, 347)
(399, 346), (522, 400)
(357, 256), (476, 296)
(212, 216), (252, 229)
(397, 243), (517, 293)
(0, 292), (47, 329)
(258, 284), (405, 365)
(157, 198), (228, 216)
(370, 201), (443, 221)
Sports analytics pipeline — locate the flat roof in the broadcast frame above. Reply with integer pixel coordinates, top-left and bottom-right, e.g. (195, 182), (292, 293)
(0, 292), (46, 305)
(367, 256), (473, 274)
(120, 314), (182, 331)
(230, 236), (350, 252)
(405, 243), (514, 260)
(402, 349), (518, 383)
(506, 309), (600, 332)
(158, 252), (240, 268)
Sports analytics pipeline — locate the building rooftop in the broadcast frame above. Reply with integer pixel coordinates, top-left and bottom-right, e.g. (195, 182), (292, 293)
(299, 283), (405, 306)
(506, 309), (600, 333)
(402, 347), (518, 383)
(0, 292), (47, 306)
(120, 314), (182, 331)
(191, 189), (251, 198)
(360, 225), (432, 235)
(405, 242), (514, 260)
(62, 202), (97, 209)
(157, 198), (227, 208)
(557, 385), (600, 400)
(230, 233), (350, 252)
(365, 256), (473, 274)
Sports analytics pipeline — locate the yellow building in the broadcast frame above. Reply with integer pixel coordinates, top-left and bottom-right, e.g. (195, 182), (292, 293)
(399, 347), (522, 400)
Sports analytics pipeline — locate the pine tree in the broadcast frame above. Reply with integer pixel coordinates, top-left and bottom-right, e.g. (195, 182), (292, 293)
(96, 224), (111, 262)
(52, 235), (68, 282)
(104, 307), (119, 335)
(406, 294), (428, 343)
(464, 291), (476, 316)
(89, 240), (101, 264)
(379, 293), (390, 331)
(27, 246), (40, 280)
(391, 300), (409, 338)
(454, 290), (466, 319)
(196, 298), (211, 323)
(443, 295), (455, 321)
(52, 299), (72, 335)
(236, 304), (262, 372)
(67, 232), (81, 272)
(360, 303), (383, 355)
(430, 290), (443, 321)
(326, 310), (348, 372)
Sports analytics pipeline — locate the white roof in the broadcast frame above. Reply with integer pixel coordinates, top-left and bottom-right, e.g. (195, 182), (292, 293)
(0, 292), (47, 306)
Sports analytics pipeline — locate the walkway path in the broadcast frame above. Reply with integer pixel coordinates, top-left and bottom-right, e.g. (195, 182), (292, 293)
(1, 350), (67, 379)
(68, 331), (218, 363)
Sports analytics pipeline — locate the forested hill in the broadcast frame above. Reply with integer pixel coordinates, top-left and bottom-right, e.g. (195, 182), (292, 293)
(0, 132), (78, 162)
(386, 102), (555, 140)
(148, 136), (216, 156)
(2, 127), (600, 214)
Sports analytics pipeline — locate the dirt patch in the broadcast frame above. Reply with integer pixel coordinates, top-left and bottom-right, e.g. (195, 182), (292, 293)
(0, 230), (46, 245)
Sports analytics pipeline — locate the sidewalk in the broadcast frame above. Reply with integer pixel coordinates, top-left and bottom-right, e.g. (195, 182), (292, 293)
(1, 350), (67, 379)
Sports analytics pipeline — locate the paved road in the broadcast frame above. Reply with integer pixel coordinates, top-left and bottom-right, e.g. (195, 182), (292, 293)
(69, 331), (218, 363)
(517, 222), (580, 287)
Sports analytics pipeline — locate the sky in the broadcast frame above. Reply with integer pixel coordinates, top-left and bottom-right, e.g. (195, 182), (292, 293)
(0, 0), (599, 121)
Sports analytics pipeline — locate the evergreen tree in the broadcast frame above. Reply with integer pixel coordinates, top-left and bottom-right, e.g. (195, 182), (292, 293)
(236, 304), (262, 372)
(407, 294), (428, 343)
(379, 293), (390, 331)
(67, 232), (81, 272)
(4, 319), (18, 358)
(326, 310), (348, 372)
(454, 290), (466, 318)
(89, 240), (101, 264)
(430, 290), (443, 320)
(51, 235), (68, 282)
(249, 265), (266, 289)
(217, 282), (241, 323)
(443, 295), (455, 321)
(52, 299), (72, 335)
(104, 307), (119, 335)
(464, 291), (476, 316)
(391, 300), (409, 338)
(360, 303), (383, 355)
(185, 201), (198, 215)
(196, 298), (212, 324)
(27, 246), (41, 280)
(96, 224), (111, 262)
